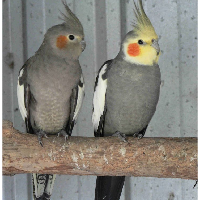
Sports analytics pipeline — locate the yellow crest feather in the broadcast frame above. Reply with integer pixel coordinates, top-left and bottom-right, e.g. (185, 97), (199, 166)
(133, 0), (157, 39)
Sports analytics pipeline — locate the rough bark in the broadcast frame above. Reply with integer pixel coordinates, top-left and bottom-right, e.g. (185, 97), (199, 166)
(3, 120), (197, 180)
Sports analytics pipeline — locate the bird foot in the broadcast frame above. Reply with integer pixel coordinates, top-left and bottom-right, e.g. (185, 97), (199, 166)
(133, 132), (144, 139)
(36, 130), (48, 147)
(112, 131), (127, 143)
(57, 130), (69, 141)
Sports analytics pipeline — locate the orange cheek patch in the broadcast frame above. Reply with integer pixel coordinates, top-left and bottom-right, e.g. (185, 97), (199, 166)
(127, 43), (140, 57)
(56, 35), (67, 49)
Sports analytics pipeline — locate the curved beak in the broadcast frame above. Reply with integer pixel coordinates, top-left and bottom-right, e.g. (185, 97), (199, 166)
(151, 40), (160, 55)
(80, 40), (86, 52)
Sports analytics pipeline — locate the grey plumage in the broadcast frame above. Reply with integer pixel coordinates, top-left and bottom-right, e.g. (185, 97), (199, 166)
(20, 50), (82, 135)
(17, 1), (85, 200)
(92, 1), (161, 199)
(93, 46), (161, 138)
(104, 57), (160, 136)
(93, 44), (161, 200)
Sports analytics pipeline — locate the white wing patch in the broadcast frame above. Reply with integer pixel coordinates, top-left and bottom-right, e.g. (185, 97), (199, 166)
(92, 64), (108, 131)
(73, 74), (85, 122)
(17, 68), (27, 121)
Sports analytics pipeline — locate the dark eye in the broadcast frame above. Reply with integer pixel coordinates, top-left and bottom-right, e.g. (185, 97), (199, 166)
(152, 39), (155, 43)
(69, 35), (75, 40)
(138, 40), (144, 45)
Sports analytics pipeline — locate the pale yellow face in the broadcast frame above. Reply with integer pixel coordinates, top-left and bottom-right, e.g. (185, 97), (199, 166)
(123, 0), (160, 66)
(123, 31), (160, 66)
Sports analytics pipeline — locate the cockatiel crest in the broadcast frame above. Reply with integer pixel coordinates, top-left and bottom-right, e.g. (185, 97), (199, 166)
(123, 0), (160, 66)
(59, 0), (83, 33)
(42, 0), (85, 60)
(132, 0), (157, 39)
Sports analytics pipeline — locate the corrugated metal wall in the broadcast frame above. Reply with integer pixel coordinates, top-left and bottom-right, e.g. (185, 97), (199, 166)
(3, 0), (197, 199)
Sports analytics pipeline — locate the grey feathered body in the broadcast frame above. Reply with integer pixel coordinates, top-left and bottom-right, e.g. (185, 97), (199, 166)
(104, 58), (161, 136)
(16, 3), (86, 200)
(25, 51), (82, 134)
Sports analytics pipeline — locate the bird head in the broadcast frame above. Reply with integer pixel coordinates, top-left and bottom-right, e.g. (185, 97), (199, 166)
(43, 0), (86, 59)
(122, 0), (160, 66)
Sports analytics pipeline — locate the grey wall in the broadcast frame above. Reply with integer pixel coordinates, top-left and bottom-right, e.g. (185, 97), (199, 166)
(3, 0), (197, 199)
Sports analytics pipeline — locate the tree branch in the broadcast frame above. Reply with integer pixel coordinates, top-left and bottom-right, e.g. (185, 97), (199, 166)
(3, 120), (197, 180)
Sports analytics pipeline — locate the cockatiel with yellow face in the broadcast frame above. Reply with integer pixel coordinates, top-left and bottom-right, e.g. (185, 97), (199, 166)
(17, 1), (85, 199)
(92, 0), (161, 199)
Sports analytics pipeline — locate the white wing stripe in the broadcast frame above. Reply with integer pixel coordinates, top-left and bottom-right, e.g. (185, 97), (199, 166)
(73, 74), (85, 122)
(17, 68), (27, 121)
(92, 64), (108, 131)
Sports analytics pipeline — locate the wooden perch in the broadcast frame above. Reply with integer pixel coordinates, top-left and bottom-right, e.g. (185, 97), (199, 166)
(3, 120), (197, 180)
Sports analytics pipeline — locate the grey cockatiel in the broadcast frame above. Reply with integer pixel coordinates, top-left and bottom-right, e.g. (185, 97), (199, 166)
(92, 0), (161, 200)
(17, 1), (85, 199)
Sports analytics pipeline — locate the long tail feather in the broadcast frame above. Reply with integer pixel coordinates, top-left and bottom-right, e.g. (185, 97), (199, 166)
(95, 176), (125, 200)
(32, 174), (56, 200)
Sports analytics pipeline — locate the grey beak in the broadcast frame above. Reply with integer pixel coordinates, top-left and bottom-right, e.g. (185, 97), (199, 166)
(151, 40), (160, 55)
(80, 40), (86, 52)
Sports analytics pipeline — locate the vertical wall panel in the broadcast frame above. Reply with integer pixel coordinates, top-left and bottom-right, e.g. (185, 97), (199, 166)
(3, 0), (13, 122)
(4, 0), (32, 199)
(9, 0), (25, 131)
(3, 176), (15, 200)
(74, 1), (97, 199)
(177, 0), (197, 137)
(3, 0), (197, 200)
(25, 0), (45, 58)
(94, 0), (107, 72)
(51, 174), (79, 200)
(3, 0), (15, 199)
(146, 0), (181, 137)
(105, 0), (122, 60)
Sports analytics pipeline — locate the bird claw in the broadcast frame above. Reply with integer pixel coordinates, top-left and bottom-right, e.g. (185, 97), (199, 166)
(112, 131), (127, 143)
(39, 140), (43, 147)
(193, 180), (198, 188)
(133, 132), (144, 139)
(57, 130), (69, 141)
(36, 130), (48, 147)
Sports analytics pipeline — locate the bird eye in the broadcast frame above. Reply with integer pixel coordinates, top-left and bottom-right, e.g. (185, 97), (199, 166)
(152, 39), (155, 43)
(138, 40), (144, 45)
(68, 35), (75, 40)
